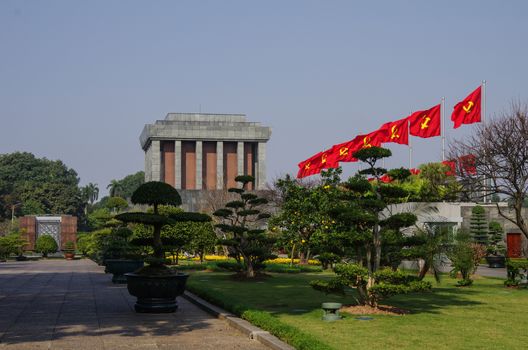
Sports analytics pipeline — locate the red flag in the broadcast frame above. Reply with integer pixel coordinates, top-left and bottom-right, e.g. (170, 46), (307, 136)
(379, 117), (409, 145)
(360, 129), (387, 148)
(409, 104), (441, 138)
(329, 137), (361, 163)
(297, 149), (338, 178)
(458, 154), (476, 175)
(451, 86), (481, 129)
(442, 160), (456, 176)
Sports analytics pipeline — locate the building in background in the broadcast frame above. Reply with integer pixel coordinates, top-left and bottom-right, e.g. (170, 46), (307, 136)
(140, 113), (271, 211)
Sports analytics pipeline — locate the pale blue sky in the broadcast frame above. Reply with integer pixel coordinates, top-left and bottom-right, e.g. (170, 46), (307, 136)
(1, 0), (527, 194)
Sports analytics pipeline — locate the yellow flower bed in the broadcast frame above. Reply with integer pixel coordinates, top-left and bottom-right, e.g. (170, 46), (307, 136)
(265, 258), (321, 265)
(168, 254), (322, 265)
(190, 255), (230, 261)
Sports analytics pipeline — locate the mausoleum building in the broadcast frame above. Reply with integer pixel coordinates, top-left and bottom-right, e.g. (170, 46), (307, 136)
(140, 113), (271, 191)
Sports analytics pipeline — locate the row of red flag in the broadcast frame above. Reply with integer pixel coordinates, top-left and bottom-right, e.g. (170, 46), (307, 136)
(298, 86), (482, 178)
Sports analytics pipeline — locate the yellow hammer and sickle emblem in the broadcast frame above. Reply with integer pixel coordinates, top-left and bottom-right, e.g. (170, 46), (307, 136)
(463, 101), (474, 113)
(390, 125), (400, 139)
(322, 154), (327, 164)
(420, 115), (430, 129)
(305, 162), (311, 170)
(339, 147), (348, 156)
(363, 136), (372, 148)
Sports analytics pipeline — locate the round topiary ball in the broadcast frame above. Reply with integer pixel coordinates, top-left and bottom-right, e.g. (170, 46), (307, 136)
(131, 181), (182, 207)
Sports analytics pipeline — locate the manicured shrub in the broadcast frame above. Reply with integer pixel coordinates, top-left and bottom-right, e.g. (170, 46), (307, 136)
(35, 235), (58, 257)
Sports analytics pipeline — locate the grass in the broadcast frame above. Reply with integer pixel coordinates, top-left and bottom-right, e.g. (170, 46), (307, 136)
(186, 271), (528, 350)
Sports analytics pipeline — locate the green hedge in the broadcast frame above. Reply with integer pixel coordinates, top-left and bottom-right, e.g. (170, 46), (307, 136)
(186, 284), (334, 350)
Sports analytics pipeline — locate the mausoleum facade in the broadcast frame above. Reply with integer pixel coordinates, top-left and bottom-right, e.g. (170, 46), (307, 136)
(140, 113), (271, 190)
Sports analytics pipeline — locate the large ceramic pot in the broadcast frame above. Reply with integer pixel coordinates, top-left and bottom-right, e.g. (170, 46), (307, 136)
(485, 256), (506, 268)
(64, 252), (75, 260)
(125, 272), (189, 313)
(105, 259), (144, 283)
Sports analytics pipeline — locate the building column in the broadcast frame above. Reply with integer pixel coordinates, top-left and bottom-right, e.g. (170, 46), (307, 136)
(195, 141), (203, 190)
(216, 141), (224, 189)
(150, 140), (161, 181)
(237, 141), (244, 179)
(175, 140), (182, 189)
(257, 142), (267, 189)
(144, 146), (151, 182)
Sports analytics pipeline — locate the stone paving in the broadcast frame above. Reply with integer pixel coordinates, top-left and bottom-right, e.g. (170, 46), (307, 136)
(0, 259), (268, 350)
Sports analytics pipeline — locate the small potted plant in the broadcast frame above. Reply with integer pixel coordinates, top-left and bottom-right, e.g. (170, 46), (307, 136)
(485, 221), (506, 268)
(63, 241), (76, 260)
(102, 227), (144, 283)
(116, 181), (211, 313)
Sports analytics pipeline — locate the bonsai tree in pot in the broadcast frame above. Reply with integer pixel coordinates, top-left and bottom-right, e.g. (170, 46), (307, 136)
(63, 241), (76, 260)
(486, 221), (506, 268)
(116, 181), (211, 313)
(102, 227), (143, 283)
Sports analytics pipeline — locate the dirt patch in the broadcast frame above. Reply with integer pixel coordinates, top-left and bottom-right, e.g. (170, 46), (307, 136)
(340, 304), (410, 316)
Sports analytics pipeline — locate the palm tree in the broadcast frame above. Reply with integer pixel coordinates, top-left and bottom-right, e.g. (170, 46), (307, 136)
(80, 183), (99, 215)
(107, 180), (123, 198)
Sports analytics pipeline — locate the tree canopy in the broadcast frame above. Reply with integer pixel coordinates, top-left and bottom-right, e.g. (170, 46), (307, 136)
(0, 152), (83, 220)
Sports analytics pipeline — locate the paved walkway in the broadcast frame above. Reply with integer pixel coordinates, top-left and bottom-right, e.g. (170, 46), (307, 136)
(0, 259), (267, 350)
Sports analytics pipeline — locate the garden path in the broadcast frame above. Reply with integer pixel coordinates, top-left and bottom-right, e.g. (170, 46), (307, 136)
(0, 259), (267, 350)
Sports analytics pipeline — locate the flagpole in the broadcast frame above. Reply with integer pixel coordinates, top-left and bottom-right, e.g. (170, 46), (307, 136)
(441, 97), (446, 161)
(482, 80), (486, 124)
(482, 80), (488, 202)
(408, 119), (412, 168)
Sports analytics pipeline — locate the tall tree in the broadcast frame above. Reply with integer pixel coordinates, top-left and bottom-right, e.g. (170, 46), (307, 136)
(106, 171), (144, 199)
(0, 152), (83, 219)
(450, 101), (528, 245)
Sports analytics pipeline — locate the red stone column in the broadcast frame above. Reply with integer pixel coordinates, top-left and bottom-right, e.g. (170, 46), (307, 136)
(203, 142), (217, 190)
(182, 141), (196, 190)
(223, 142), (238, 189)
(161, 141), (175, 187)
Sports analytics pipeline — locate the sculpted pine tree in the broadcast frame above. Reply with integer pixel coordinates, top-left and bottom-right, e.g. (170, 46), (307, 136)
(213, 175), (275, 278)
(310, 147), (432, 307)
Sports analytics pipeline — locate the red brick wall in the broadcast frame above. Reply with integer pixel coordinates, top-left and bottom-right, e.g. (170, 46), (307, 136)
(60, 216), (77, 249)
(19, 216), (36, 250)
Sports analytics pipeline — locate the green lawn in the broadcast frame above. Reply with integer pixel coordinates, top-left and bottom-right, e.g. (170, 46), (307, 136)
(186, 271), (528, 350)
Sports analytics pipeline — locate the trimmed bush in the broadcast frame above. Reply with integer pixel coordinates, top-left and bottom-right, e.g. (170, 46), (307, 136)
(35, 235), (58, 257)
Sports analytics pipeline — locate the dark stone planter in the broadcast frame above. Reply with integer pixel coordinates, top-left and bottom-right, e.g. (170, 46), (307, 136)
(105, 259), (144, 283)
(15, 255), (28, 261)
(125, 272), (189, 313)
(486, 256), (506, 268)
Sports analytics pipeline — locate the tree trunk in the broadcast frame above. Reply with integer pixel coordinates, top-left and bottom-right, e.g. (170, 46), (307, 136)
(290, 244), (296, 267)
(373, 223), (381, 272)
(175, 249), (180, 265)
(356, 283), (369, 306)
(299, 251), (307, 265)
(418, 259), (430, 280)
(152, 225), (163, 261)
(200, 251), (204, 263)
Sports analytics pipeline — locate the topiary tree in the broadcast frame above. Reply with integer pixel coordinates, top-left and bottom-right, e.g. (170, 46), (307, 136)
(310, 147), (432, 307)
(116, 181), (211, 274)
(35, 235), (58, 257)
(470, 205), (488, 245)
(487, 221), (506, 256)
(213, 175), (276, 278)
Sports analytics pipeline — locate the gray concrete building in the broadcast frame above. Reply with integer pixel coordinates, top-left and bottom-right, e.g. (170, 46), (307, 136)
(140, 113), (271, 191)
